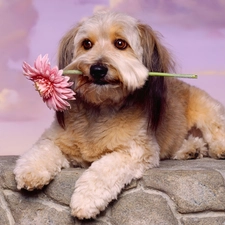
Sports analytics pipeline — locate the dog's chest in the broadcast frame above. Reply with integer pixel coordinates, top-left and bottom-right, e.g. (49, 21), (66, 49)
(56, 107), (146, 163)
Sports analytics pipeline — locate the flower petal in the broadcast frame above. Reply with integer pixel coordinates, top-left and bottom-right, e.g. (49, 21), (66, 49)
(22, 54), (76, 111)
(22, 62), (40, 78)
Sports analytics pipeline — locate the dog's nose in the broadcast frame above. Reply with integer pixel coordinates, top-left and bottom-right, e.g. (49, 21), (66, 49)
(90, 64), (108, 79)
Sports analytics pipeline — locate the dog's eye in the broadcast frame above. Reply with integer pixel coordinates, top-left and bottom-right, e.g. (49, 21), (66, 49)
(82, 39), (93, 50)
(114, 39), (128, 50)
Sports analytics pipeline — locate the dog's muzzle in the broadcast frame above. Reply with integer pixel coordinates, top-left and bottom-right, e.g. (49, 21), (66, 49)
(90, 64), (108, 85)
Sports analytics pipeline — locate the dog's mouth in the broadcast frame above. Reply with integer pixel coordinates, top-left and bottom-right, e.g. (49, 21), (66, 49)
(93, 78), (122, 86)
(93, 79), (109, 85)
(75, 76), (121, 92)
(80, 74), (120, 86)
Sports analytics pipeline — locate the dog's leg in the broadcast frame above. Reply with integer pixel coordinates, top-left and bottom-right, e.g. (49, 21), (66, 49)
(206, 121), (225, 159)
(172, 135), (208, 160)
(14, 138), (69, 191)
(188, 87), (225, 159)
(204, 101), (225, 159)
(70, 140), (159, 219)
(201, 101), (225, 159)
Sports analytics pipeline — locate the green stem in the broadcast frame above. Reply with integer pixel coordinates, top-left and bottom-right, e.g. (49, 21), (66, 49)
(148, 72), (198, 79)
(63, 70), (82, 75)
(63, 70), (197, 79)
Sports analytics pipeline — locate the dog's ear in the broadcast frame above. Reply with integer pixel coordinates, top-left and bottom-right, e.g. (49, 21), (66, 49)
(56, 24), (81, 128)
(137, 24), (175, 131)
(138, 23), (175, 72)
(58, 24), (82, 70)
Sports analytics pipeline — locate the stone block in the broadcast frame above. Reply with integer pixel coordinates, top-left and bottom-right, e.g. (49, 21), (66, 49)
(0, 156), (18, 191)
(181, 216), (225, 225)
(44, 168), (84, 205)
(1, 156), (225, 224)
(111, 191), (178, 225)
(143, 164), (225, 213)
(3, 190), (76, 225)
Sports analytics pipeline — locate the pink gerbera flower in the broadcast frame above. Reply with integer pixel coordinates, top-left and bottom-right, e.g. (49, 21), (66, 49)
(22, 54), (76, 111)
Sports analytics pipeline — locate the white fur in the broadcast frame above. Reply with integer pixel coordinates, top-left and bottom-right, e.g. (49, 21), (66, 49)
(70, 139), (159, 219)
(14, 138), (69, 190)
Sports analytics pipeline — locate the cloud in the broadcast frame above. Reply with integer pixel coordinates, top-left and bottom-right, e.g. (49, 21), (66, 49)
(109, 0), (225, 31)
(0, 88), (36, 121)
(0, 86), (54, 122)
(0, 0), (38, 63)
(0, 0), (41, 121)
(0, 89), (19, 111)
(0, 88), (25, 121)
(0, 0), (38, 88)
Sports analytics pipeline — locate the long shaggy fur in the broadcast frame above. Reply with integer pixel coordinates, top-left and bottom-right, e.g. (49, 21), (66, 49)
(14, 11), (225, 220)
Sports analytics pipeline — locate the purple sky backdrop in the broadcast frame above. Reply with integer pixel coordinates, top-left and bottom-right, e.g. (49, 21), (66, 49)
(0, 0), (225, 155)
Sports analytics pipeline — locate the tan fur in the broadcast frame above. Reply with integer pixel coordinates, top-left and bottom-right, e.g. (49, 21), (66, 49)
(55, 100), (148, 163)
(14, 11), (225, 220)
(138, 24), (175, 72)
(58, 24), (83, 70)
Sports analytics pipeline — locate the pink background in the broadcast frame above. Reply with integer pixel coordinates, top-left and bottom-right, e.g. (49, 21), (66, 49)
(1, 0), (225, 155)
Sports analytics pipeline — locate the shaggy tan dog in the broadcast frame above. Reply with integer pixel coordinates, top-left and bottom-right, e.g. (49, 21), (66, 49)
(14, 11), (225, 219)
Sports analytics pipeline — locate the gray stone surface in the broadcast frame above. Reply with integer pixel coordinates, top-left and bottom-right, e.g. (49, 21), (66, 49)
(4, 190), (76, 225)
(111, 191), (178, 225)
(142, 169), (225, 213)
(1, 156), (225, 225)
(44, 168), (83, 205)
(180, 216), (225, 225)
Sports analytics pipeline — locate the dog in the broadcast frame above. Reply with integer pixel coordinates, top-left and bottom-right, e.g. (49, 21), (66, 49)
(14, 11), (225, 219)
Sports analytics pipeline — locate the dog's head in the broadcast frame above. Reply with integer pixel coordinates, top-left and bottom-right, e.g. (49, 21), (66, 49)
(57, 11), (174, 130)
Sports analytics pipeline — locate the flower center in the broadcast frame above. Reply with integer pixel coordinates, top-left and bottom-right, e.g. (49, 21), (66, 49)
(34, 77), (54, 99)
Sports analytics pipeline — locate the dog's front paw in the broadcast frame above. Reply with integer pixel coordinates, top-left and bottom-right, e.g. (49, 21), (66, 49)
(14, 156), (62, 191)
(14, 165), (54, 191)
(14, 140), (69, 191)
(70, 190), (106, 219)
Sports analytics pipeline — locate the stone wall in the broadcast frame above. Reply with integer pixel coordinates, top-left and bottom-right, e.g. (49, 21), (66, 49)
(1, 156), (225, 225)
